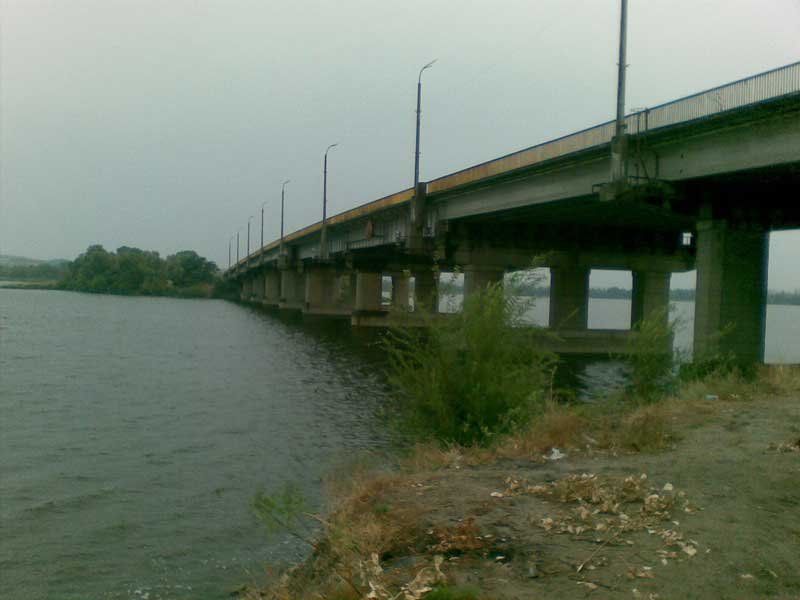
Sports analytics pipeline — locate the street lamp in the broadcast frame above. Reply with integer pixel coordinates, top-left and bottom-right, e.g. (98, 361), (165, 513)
(414, 59), (436, 191)
(321, 143), (338, 260)
(611, 0), (629, 185)
(228, 235), (235, 269)
(261, 201), (268, 250)
(236, 230), (240, 264)
(247, 216), (254, 263)
(280, 179), (290, 254)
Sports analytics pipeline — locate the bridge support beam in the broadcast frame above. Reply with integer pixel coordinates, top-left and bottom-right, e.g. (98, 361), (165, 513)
(391, 273), (411, 311)
(549, 266), (589, 330)
(355, 271), (383, 313)
(631, 271), (671, 328)
(463, 265), (505, 300)
(694, 221), (768, 365)
(413, 270), (439, 313)
(264, 270), (281, 306)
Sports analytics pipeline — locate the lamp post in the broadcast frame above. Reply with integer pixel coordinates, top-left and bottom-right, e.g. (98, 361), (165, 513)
(228, 235), (233, 269)
(247, 216), (253, 264)
(236, 230), (240, 264)
(414, 59), (436, 191)
(611, 0), (629, 185)
(261, 201), (268, 250)
(321, 143), (338, 260)
(280, 179), (290, 254)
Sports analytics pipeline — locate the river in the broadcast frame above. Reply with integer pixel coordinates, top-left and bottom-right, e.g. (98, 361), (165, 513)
(1, 289), (798, 599)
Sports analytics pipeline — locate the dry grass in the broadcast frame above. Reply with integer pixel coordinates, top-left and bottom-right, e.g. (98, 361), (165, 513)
(759, 363), (800, 394)
(496, 401), (588, 458)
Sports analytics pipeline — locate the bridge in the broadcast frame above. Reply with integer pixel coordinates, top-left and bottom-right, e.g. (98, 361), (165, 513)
(226, 61), (800, 364)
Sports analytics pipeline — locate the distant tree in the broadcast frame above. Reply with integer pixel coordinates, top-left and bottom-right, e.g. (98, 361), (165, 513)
(58, 244), (216, 297)
(165, 250), (217, 287)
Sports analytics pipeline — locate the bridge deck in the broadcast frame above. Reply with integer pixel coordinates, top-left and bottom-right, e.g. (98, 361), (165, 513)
(228, 61), (800, 274)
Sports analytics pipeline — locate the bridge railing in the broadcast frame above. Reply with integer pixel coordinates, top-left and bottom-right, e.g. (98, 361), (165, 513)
(629, 60), (800, 133)
(428, 61), (800, 194)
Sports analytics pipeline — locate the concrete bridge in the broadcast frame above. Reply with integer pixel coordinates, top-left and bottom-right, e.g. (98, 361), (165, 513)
(226, 62), (800, 364)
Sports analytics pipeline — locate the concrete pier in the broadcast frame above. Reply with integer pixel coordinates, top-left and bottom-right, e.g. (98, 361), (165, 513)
(264, 270), (281, 306)
(631, 271), (671, 328)
(240, 278), (253, 301)
(279, 269), (304, 311)
(391, 273), (411, 311)
(413, 270), (439, 313)
(549, 267), (589, 330)
(694, 221), (769, 364)
(463, 265), (505, 300)
(252, 273), (265, 302)
(354, 271), (383, 313)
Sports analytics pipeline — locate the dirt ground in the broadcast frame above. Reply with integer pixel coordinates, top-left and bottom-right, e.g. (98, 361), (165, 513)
(369, 393), (800, 599)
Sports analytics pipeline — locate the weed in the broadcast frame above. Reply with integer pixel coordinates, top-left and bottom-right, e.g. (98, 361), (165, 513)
(384, 281), (555, 445)
(624, 307), (678, 403)
(616, 405), (671, 451)
(425, 585), (481, 600)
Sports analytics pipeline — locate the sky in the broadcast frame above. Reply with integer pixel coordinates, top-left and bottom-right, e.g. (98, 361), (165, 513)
(1, 0), (799, 290)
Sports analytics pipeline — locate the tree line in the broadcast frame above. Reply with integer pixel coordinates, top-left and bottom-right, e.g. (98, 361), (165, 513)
(57, 245), (220, 297)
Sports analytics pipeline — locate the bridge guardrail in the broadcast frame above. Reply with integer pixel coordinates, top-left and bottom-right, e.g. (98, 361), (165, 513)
(428, 61), (800, 194)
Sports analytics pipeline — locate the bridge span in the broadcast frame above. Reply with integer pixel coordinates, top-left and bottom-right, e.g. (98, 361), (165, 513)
(225, 62), (800, 364)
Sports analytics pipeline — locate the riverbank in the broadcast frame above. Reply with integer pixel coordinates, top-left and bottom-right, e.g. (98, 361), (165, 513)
(243, 365), (800, 599)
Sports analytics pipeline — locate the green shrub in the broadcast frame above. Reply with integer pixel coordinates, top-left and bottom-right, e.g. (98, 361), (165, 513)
(426, 585), (481, 600)
(384, 282), (555, 446)
(625, 308), (678, 403)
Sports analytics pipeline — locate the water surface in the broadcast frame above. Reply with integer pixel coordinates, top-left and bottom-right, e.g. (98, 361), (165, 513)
(1, 290), (393, 599)
(2, 289), (798, 599)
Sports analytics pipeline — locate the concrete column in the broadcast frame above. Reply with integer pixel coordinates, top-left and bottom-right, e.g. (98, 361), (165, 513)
(413, 270), (439, 313)
(264, 270), (281, 305)
(391, 273), (411, 311)
(631, 271), (671, 328)
(304, 267), (337, 313)
(279, 269), (303, 309)
(337, 272), (357, 310)
(694, 221), (768, 364)
(463, 266), (505, 300)
(252, 274), (265, 301)
(355, 272), (382, 313)
(240, 278), (253, 301)
(549, 267), (589, 329)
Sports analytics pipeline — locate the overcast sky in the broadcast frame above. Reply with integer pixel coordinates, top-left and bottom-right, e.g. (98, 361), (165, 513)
(1, 0), (798, 290)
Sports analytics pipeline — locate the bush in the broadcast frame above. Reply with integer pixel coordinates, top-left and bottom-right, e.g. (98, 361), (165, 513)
(384, 282), (555, 446)
(426, 585), (480, 600)
(625, 308), (677, 403)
